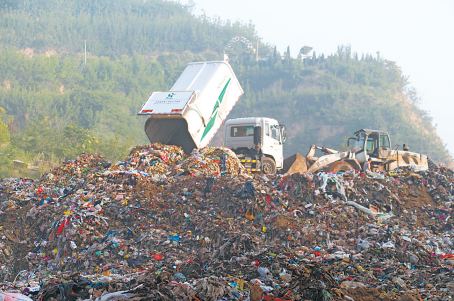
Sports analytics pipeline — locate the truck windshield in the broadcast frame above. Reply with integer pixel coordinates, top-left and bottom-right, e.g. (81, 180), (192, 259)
(367, 133), (379, 155)
(351, 134), (366, 153)
(380, 134), (390, 148)
(230, 126), (254, 137)
(270, 125), (280, 141)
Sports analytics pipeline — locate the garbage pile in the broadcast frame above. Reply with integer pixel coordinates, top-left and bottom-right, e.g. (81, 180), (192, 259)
(0, 144), (453, 301)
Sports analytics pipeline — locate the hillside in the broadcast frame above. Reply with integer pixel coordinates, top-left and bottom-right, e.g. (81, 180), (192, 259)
(227, 48), (452, 164)
(0, 0), (259, 58)
(0, 0), (452, 177)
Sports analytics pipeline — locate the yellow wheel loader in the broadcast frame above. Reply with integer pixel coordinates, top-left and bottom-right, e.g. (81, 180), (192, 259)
(283, 129), (437, 174)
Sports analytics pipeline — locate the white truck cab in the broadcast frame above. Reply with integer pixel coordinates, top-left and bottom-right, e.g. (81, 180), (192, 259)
(224, 117), (286, 174)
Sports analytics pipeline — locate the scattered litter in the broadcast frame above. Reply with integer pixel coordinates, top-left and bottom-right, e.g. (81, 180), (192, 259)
(0, 145), (453, 301)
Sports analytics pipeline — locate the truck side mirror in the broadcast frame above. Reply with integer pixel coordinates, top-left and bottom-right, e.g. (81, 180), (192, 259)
(254, 126), (262, 146)
(281, 126), (287, 144)
(347, 137), (356, 147)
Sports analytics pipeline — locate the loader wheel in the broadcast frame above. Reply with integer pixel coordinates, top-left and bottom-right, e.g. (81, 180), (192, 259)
(262, 157), (277, 175)
(329, 161), (354, 173)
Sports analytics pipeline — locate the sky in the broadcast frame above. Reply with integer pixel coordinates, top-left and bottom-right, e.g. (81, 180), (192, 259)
(179, 0), (454, 157)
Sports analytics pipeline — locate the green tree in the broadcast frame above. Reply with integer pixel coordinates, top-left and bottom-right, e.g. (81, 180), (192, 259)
(0, 107), (10, 145)
(0, 0), (19, 9)
(285, 46), (291, 60)
(405, 87), (421, 106)
(300, 46), (313, 57)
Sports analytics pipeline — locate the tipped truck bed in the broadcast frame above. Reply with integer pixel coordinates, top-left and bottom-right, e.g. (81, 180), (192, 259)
(139, 61), (244, 153)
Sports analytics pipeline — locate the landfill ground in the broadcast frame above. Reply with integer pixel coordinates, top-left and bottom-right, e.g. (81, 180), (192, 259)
(0, 143), (453, 301)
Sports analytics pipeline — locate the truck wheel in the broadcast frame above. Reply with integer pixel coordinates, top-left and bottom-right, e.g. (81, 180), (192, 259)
(262, 157), (276, 175)
(329, 161), (354, 173)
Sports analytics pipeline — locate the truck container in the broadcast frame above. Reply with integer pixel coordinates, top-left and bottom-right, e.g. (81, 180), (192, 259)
(138, 61), (244, 153)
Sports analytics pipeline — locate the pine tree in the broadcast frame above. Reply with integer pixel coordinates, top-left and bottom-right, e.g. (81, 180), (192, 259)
(273, 46), (278, 60)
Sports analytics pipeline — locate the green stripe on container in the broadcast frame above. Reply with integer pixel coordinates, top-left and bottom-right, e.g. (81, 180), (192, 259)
(201, 78), (231, 142)
(211, 78), (231, 115)
(201, 112), (217, 141)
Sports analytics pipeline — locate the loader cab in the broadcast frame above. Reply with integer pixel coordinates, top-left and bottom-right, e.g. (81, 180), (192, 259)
(349, 129), (391, 163)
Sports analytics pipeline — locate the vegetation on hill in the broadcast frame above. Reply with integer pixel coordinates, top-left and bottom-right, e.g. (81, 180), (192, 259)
(0, 0), (258, 58)
(0, 0), (451, 177)
(229, 45), (450, 163)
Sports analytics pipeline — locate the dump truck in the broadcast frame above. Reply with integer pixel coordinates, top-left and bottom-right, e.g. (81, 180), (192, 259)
(283, 129), (435, 174)
(138, 60), (244, 154)
(138, 59), (288, 174)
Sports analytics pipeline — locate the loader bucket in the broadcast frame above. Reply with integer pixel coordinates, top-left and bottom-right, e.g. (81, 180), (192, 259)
(282, 153), (308, 174)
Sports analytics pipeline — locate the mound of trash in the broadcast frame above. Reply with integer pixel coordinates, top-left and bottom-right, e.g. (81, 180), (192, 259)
(0, 143), (453, 301)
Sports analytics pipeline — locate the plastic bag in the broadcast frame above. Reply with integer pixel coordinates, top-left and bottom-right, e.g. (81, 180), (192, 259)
(236, 181), (257, 198)
(340, 281), (365, 289)
(382, 241), (395, 248)
(0, 293), (33, 301)
(347, 201), (393, 219)
(356, 238), (370, 250)
(258, 267), (270, 278)
(279, 269), (291, 282)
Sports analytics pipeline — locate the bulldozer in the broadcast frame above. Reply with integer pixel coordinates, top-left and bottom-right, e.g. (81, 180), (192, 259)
(283, 129), (437, 174)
